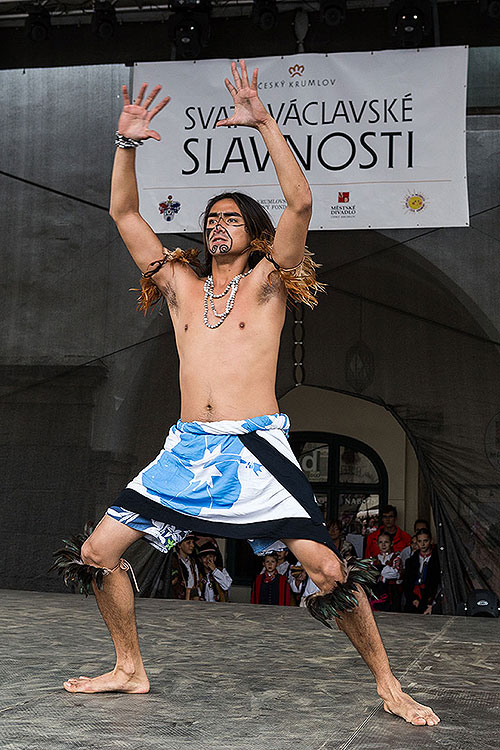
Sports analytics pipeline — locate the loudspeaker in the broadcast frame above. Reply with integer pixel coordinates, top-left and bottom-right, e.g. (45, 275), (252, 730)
(464, 589), (499, 618)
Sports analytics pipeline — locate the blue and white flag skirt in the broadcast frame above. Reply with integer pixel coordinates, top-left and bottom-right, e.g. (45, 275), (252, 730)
(107, 413), (340, 558)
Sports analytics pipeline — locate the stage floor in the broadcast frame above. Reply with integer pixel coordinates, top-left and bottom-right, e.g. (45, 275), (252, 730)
(0, 589), (499, 750)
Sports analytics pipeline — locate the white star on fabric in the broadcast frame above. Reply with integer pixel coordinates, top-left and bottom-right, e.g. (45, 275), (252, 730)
(188, 445), (223, 491)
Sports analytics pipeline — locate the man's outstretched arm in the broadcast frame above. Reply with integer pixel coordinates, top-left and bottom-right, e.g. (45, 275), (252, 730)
(217, 60), (312, 270)
(110, 84), (170, 274)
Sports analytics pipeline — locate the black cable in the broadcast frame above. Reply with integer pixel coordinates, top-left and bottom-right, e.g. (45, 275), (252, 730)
(0, 327), (175, 401)
(0, 169), (108, 212)
(318, 200), (500, 277)
(324, 285), (500, 348)
(0, 169), (203, 246)
(312, 202), (500, 346)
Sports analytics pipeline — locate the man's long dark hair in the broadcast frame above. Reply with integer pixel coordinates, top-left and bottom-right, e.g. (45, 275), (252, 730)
(200, 192), (275, 276)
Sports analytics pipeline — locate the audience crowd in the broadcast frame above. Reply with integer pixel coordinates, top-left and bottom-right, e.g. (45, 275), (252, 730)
(167, 505), (441, 613)
(170, 533), (233, 602)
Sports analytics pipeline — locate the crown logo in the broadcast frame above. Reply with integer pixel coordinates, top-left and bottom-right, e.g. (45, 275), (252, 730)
(289, 64), (304, 78)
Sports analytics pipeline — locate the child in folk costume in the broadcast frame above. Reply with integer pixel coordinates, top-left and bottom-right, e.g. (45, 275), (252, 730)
(259, 546), (303, 605)
(170, 534), (203, 600)
(371, 531), (403, 612)
(259, 545), (293, 576)
(289, 563), (320, 607)
(274, 547), (292, 576)
(197, 543), (232, 602)
(251, 552), (292, 606)
(403, 529), (440, 614)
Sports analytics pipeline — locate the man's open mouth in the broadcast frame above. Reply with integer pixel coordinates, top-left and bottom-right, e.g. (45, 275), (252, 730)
(209, 232), (231, 254)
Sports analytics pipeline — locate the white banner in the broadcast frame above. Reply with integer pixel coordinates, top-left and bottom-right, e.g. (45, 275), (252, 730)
(134, 47), (469, 233)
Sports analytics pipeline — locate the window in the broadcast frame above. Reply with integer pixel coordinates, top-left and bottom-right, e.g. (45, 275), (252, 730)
(290, 432), (388, 535)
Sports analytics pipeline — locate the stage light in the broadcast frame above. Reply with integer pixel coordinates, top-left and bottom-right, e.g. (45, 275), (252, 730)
(24, 5), (51, 41)
(170, 10), (210, 59)
(396, 8), (424, 46)
(320, 0), (346, 27)
(388, 0), (432, 48)
(91, 2), (117, 39)
(252, 0), (278, 32)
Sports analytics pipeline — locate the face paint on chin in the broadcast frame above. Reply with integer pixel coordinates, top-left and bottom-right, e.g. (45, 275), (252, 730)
(209, 242), (231, 255)
(208, 229), (233, 256)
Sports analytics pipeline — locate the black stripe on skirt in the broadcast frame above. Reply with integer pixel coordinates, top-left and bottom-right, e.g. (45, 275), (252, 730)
(114, 431), (342, 559)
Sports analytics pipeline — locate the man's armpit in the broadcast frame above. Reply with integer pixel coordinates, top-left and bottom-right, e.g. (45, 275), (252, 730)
(161, 280), (178, 310)
(258, 272), (286, 305)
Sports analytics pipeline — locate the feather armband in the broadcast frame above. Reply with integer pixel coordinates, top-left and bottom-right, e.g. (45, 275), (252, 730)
(49, 521), (139, 596)
(135, 247), (200, 313)
(249, 237), (326, 309)
(305, 559), (378, 627)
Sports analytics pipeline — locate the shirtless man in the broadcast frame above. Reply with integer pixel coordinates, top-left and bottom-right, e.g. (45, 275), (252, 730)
(61, 60), (439, 727)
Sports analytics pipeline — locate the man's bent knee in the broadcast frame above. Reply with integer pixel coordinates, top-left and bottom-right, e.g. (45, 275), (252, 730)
(314, 557), (346, 591)
(81, 538), (118, 569)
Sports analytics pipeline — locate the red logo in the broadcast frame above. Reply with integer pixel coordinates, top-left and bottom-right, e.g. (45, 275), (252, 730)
(338, 192), (350, 203)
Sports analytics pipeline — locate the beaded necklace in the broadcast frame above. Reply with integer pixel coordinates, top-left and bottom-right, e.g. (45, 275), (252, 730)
(203, 268), (252, 329)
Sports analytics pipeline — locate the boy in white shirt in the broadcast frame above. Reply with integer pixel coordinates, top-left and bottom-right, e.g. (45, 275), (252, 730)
(198, 543), (232, 603)
(372, 531), (403, 611)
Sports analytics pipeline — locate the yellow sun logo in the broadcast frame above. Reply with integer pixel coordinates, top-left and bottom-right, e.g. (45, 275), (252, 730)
(405, 193), (426, 212)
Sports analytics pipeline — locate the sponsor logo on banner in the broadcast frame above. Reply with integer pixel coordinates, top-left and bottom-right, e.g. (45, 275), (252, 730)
(331, 192), (357, 218)
(159, 195), (181, 222)
(257, 61), (336, 90)
(403, 191), (427, 213)
(259, 197), (287, 212)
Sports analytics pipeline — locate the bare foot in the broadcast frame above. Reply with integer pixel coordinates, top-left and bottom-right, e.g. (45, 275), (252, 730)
(379, 681), (440, 726)
(63, 668), (150, 694)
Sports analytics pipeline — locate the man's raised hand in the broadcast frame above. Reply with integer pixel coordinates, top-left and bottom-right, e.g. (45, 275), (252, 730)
(117, 83), (170, 142)
(216, 60), (271, 129)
